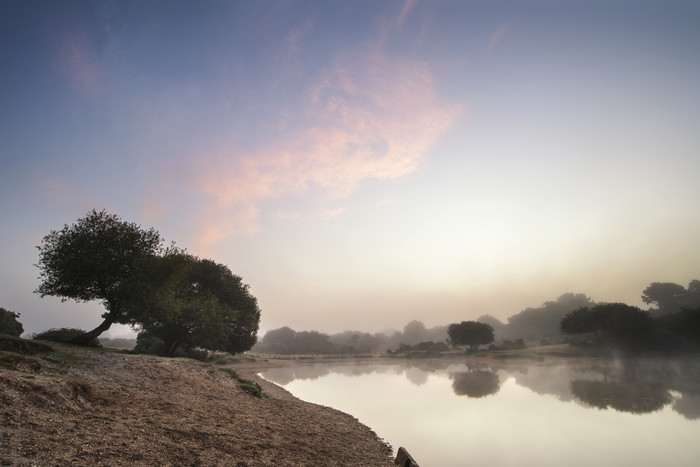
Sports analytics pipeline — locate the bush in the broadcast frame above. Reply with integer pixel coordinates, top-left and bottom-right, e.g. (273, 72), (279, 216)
(133, 332), (165, 355)
(133, 331), (210, 361)
(33, 328), (101, 347)
(0, 307), (24, 337)
(219, 367), (267, 398)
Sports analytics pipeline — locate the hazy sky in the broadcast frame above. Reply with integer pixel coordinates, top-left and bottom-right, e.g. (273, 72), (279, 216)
(2, 0), (699, 337)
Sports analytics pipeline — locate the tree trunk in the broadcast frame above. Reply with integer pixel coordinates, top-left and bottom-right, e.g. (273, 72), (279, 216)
(70, 317), (115, 345)
(163, 340), (179, 357)
(70, 303), (121, 346)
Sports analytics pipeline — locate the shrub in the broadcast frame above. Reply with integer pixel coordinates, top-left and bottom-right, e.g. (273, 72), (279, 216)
(0, 307), (24, 337)
(133, 332), (165, 355)
(219, 367), (267, 398)
(33, 328), (101, 347)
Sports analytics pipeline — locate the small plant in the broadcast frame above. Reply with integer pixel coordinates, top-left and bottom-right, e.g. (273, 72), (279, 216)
(218, 367), (267, 398)
(207, 353), (240, 365)
(239, 380), (266, 398)
(67, 378), (93, 399)
(219, 367), (239, 379)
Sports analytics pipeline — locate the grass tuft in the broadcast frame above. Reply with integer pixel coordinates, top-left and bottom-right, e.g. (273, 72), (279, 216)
(218, 367), (267, 398)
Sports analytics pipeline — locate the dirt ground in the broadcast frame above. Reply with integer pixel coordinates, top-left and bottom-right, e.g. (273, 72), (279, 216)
(0, 342), (395, 466)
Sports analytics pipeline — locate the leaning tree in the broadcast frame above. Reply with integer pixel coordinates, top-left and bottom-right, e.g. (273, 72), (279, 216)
(35, 209), (164, 345)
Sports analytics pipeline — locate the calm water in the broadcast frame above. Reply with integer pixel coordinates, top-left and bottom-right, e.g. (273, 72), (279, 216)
(261, 358), (700, 466)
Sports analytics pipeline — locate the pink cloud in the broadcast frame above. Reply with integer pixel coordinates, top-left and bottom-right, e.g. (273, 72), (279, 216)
(190, 49), (462, 253)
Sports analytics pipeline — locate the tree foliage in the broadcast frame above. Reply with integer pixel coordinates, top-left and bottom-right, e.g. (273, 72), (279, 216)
(122, 253), (260, 356)
(504, 293), (595, 340)
(642, 281), (700, 315)
(654, 305), (700, 351)
(447, 321), (494, 352)
(35, 209), (164, 344)
(560, 303), (654, 350)
(0, 307), (24, 337)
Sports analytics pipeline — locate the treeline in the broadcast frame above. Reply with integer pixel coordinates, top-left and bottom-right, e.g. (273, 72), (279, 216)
(561, 302), (700, 353)
(252, 320), (449, 355)
(478, 281), (700, 343)
(254, 280), (700, 355)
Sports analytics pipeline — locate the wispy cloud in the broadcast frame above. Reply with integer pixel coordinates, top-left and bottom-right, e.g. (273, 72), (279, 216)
(53, 31), (103, 99)
(187, 47), (460, 253)
(378, 0), (418, 44)
(488, 22), (511, 52)
(396, 0), (417, 29)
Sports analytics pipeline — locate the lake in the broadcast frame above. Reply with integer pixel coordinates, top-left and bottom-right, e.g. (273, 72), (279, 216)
(261, 358), (700, 466)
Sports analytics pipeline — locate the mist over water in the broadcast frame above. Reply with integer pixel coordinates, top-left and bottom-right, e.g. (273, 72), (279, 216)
(261, 358), (700, 466)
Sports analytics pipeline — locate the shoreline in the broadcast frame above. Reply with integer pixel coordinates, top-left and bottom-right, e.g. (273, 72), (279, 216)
(1, 343), (395, 466)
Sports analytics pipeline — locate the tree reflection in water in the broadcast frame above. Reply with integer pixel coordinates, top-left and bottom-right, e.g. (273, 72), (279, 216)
(569, 359), (700, 414)
(450, 369), (500, 398)
(571, 379), (672, 414)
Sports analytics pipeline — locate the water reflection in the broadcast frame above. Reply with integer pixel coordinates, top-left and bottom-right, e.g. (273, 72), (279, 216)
(571, 379), (671, 414)
(262, 358), (700, 411)
(451, 369), (500, 398)
(261, 358), (700, 466)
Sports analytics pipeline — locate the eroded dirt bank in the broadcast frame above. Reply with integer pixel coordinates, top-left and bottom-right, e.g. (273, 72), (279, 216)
(0, 343), (394, 466)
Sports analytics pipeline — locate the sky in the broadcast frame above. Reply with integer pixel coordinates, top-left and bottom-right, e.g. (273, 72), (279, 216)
(1, 0), (699, 338)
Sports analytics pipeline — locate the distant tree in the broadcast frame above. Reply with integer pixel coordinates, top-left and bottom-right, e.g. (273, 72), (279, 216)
(476, 315), (506, 339)
(255, 327), (297, 353)
(0, 307), (24, 336)
(122, 253), (260, 356)
(402, 320), (428, 345)
(642, 282), (689, 315)
(412, 341), (449, 352)
(504, 293), (595, 340)
(328, 331), (390, 354)
(35, 209), (164, 345)
(294, 331), (336, 354)
(253, 327), (337, 354)
(560, 303), (654, 350)
(642, 281), (700, 315)
(688, 280), (700, 303)
(448, 321), (494, 352)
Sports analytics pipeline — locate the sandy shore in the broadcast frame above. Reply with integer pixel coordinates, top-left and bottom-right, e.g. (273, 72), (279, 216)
(0, 343), (395, 466)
